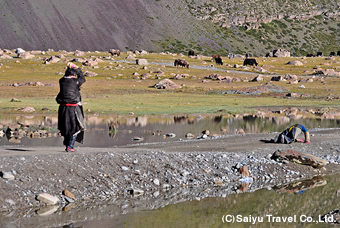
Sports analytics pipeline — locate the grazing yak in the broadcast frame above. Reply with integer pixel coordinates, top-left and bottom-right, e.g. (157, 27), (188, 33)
(306, 53), (315, 57)
(188, 50), (195, 56)
(109, 49), (120, 56)
(330, 52), (336, 56)
(243, 58), (258, 66)
(215, 57), (223, 65)
(316, 52), (323, 57)
(174, 59), (189, 68)
(211, 54), (221, 61)
(337, 51), (340, 56)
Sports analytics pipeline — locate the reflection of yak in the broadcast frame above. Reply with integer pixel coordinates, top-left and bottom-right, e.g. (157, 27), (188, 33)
(174, 59), (189, 68)
(174, 115), (188, 123)
(188, 50), (195, 56)
(243, 58), (258, 66)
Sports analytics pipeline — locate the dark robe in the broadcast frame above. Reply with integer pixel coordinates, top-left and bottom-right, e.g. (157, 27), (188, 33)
(56, 68), (86, 146)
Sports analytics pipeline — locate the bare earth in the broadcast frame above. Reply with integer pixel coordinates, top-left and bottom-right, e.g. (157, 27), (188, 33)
(0, 128), (340, 223)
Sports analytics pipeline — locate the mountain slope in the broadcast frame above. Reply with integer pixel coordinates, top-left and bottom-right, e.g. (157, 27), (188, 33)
(0, 0), (339, 56)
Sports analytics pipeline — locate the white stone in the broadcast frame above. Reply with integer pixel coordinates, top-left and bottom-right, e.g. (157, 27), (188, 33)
(37, 193), (59, 205)
(2, 172), (15, 180)
(153, 179), (160, 185)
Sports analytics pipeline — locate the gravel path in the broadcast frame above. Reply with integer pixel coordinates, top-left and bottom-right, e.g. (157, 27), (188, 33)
(0, 129), (339, 219)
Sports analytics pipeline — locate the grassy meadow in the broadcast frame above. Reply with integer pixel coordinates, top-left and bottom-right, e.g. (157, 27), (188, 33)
(1, 50), (340, 117)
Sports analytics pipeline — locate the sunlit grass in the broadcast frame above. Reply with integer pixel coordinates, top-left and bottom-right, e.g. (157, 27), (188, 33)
(1, 51), (340, 116)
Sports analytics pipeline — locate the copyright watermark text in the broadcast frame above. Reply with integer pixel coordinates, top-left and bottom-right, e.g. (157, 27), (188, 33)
(221, 214), (335, 224)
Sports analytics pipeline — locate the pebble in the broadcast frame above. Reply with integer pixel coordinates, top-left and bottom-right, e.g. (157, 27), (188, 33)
(1, 172), (15, 180)
(153, 179), (160, 186)
(121, 166), (129, 171)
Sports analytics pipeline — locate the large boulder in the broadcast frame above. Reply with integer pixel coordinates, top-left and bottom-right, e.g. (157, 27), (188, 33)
(136, 59), (148, 65)
(44, 56), (60, 64)
(287, 60), (303, 66)
(154, 79), (181, 89)
(273, 49), (290, 57)
(271, 149), (327, 169)
(18, 52), (35, 59)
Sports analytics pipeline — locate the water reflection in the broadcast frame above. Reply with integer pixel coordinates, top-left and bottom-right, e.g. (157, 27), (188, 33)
(1, 114), (340, 147)
(1, 174), (339, 227)
(273, 176), (327, 195)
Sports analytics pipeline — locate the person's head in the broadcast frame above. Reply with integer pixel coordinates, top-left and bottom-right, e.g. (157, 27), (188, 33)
(65, 68), (77, 76)
(67, 62), (77, 69)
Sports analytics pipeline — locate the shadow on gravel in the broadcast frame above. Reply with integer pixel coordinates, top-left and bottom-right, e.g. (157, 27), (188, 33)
(260, 139), (275, 144)
(6, 148), (33, 152)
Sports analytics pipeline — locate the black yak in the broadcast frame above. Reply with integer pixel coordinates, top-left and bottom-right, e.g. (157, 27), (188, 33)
(174, 59), (189, 68)
(243, 58), (258, 66)
(215, 57), (223, 65)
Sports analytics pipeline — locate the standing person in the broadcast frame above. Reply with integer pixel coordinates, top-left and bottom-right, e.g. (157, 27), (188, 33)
(56, 62), (86, 152)
(272, 124), (310, 144)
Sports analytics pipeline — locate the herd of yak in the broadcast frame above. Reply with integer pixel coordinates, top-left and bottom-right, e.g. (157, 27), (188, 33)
(173, 50), (340, 69)
(174, 52), (258, 68)
(109, 48), (340, 69)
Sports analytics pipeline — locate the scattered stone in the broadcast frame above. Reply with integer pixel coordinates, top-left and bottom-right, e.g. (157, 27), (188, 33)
(287, 60), (303, 66)
(132, 137), (144, 141)
(121, 166), (129, 171)
(239, 165), (249, 177)
(129, 188), (144, 196)
(0, 171), (15, 180)
(185, 133), (195, 139)
(84, 71), (98, 77)
(202, 130), (210, 136)
(153, 179), (160, 186)
(154, 79), (181, 89)
(271, 149), (327, 169)
(36, 193), (59, 205)
(136, 59), (148, 65)
(214, 178), (223, 186)
(62, 189), (75, 200)
(252, 75), (263, 81)
(10, 98), (20, 102)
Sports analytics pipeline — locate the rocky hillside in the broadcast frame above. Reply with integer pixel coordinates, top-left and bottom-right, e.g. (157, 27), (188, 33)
(0, 0), (339, 56)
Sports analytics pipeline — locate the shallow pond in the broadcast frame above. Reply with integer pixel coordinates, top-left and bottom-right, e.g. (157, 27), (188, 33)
(1, 174), (339, 227)
(1, 114), (340, 148)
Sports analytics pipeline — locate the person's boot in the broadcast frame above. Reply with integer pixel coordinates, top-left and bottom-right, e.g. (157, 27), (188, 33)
(65, 135), (77, 152)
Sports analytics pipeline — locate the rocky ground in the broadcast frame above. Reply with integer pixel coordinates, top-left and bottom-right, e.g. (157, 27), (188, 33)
(0, 129), (340, 225)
